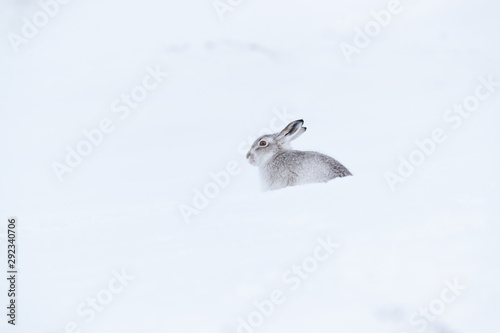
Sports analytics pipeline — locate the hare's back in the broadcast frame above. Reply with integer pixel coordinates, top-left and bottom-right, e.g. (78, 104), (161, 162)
(272, 151), (351, 183)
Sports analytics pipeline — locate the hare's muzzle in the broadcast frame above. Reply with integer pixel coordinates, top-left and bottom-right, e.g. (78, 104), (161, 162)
(246, 152), (256, 166)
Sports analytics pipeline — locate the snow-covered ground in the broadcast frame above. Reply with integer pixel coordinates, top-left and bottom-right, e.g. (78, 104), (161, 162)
(1, 0), (499, 332)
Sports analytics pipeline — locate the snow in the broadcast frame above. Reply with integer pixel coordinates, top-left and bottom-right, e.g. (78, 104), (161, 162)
(0, 0), (499, 332)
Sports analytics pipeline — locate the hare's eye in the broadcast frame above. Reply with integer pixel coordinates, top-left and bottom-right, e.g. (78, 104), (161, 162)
(259, 140), (267, 147)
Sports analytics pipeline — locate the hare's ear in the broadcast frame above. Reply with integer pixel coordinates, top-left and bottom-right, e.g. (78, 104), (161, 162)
(277, 120), (306, 142)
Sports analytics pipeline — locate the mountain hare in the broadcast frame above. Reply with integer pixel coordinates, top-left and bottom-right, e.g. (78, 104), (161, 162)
(246, 119), (351, 191)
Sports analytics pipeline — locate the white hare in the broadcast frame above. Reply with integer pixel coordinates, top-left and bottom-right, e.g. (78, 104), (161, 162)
(246, 119), (351, 191)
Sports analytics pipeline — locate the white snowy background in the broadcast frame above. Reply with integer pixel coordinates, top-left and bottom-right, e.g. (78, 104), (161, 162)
(0, 0), (499, 332)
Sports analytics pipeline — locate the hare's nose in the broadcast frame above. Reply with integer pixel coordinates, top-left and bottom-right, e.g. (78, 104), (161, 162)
(246, 152), (251, 159)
